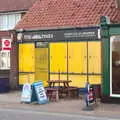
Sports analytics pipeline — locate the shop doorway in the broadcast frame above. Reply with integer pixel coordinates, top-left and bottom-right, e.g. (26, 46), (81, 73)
(35, 42), (48, 86)
(50, 41), (101, 88)
(110, 36), (120, 97)
(19, 42), (49, 87)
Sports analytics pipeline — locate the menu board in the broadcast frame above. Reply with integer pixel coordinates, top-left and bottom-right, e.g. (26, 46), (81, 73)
(21, 83), (32, 103)
(33, 81), (48, 104)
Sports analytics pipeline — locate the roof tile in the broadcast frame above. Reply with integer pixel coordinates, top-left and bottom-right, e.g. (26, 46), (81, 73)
(15, 0), (120, 29)
(0, 0), (37, 13)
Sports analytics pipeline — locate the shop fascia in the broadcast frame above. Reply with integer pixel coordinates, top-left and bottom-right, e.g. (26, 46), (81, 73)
(16, 27), (101, 42)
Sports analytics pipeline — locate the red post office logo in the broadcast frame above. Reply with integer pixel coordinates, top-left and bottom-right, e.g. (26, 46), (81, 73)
(2, 39), (11, 50)
(4, 40), (10, 46)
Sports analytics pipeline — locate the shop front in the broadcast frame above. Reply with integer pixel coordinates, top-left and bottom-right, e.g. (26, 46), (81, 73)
(17, 27), (101, 89)
(101, 23), (120, 102)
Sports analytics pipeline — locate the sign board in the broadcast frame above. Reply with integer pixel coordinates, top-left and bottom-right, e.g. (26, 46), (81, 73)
(33, 81), (48, 104)
(2, 39), (11, 50)
(21, 83), (32, 103)
(0, 51), (10, 70)
(17, 27), (100, 42)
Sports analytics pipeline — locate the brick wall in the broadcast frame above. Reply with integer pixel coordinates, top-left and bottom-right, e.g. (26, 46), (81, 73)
(0, 31), (18, 90)
(9, 32), (18, 89)
(10, 42), (18, 89)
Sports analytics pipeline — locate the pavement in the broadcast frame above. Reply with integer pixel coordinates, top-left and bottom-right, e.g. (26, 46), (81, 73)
(0, 91), (120, 118)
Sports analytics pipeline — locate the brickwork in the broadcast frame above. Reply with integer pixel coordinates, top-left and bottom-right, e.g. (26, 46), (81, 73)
(0, 31), (18, 89)
(10, 40), (18, 89)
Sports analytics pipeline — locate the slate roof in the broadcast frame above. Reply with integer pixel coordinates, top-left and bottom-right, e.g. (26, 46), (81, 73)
(15, 0), (120, 30)
(0, 0), (37, 13)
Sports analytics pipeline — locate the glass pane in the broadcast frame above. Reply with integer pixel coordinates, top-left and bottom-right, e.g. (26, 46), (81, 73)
(112, 36), (120, 94)
(15, 14), (21, 24)
(0, 15), (7, 30)
(8, 14), (15, 30)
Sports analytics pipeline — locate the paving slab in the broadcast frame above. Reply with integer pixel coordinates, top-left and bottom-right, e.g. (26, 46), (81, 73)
(0, 91), (120, 118)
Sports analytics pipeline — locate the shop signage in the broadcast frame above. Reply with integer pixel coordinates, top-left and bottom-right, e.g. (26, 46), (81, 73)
(33, 81), (48, 104)
(0, 51), (10, 70)
(2, 39), (11, 50)
(19, 27), (100, 42)
(21, 83), (32, 103)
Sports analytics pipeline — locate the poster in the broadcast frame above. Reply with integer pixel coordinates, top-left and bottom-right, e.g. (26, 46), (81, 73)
(0, 51), (10, 70)
(21, 83), (32, 103)
(33, 81), (48, 104)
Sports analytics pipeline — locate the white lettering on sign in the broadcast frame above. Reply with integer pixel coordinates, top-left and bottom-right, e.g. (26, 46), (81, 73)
(33, 81), (48, 104)
(64, 32), (96, 38)
(2, 39), (11, 50)
(32, 34), (53, 39)
(23, 34), (54, 40)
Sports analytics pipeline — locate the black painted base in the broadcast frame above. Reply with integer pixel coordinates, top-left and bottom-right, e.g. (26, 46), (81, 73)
(101, 96), (120, 104)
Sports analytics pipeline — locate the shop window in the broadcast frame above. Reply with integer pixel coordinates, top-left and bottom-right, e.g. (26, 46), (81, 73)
(111, 35), (120, 95)
(35, 42), (48, 48)
(0, 51), (10, 70)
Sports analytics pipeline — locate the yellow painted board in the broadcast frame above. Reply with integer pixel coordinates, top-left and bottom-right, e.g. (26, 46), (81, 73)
(50, 74), (67, 80)
(88, 42), (101, 74)
(19, 43), (35, 72)
(35, 48), (48, 87)
(35, 71), (48, 87)
(50, 74), (59, 81)
(19, 73), (35, 85)
(88, 75), (101, 85)
(50, 42), (67, 73)
(69, 75), (87, 88)
(68, 42), (87, 73)
(50, 74), (67, 86)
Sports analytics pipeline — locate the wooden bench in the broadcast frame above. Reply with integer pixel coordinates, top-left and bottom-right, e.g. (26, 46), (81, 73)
(63, 87), (78, 99)
(45, 88), (59, 102)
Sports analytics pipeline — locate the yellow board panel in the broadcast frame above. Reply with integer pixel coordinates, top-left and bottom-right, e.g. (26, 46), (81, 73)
(88, 75), (101, 85)
(50, 74), (67, 80)
(35, 48), (48, 87)
(69, 75), (87, 88)
(50, 74), (67, 86)
(50, 42), (67, 73)
(50, 74), (59, 81)
(68, 42), (87, 73)
(19, 43), (35, 72)
(50, 42), (67, 81)
(88, 42), (101, 74)
(19, 73), (35, 85)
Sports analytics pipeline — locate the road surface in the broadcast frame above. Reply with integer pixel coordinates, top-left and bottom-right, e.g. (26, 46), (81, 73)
(0, 108), (119, 120)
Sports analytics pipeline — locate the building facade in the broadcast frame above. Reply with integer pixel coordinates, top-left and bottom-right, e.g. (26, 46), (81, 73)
(15, 0), (120, 96)
(0, 0), (37, 90)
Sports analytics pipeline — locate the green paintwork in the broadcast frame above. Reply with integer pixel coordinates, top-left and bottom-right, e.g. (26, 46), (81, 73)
(101, 23), (120, 97)
(109, 27), (120, 36)
(102, 38), (110, 96)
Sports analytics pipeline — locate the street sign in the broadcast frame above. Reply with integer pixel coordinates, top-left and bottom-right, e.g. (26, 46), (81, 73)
(2, 39), (11, 50)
